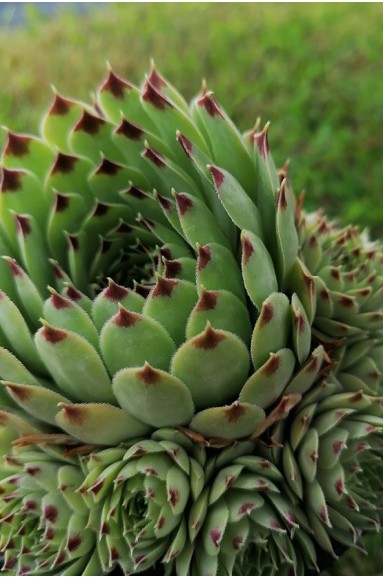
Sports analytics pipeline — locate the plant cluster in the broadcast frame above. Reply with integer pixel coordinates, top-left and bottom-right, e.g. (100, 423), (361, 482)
(0, 67), (381, 576)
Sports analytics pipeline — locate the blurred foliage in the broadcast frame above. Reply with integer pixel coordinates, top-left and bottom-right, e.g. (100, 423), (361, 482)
(0, 3), (382, 234)
(0, 4), (382, 573)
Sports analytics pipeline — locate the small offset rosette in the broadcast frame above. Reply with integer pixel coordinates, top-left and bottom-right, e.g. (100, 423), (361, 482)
(79, 430), (202, 574)
(0, 444), (99, 575)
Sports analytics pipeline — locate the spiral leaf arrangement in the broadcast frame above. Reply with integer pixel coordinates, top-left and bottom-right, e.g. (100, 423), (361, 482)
(0, 65), (381, 575)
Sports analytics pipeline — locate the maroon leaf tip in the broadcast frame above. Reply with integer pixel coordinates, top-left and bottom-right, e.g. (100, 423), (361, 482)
(142, 80), (171, 110)
(148, 67), (167, 89)
(175, 192), (193, 216)
(168, 487), (180, 507)
(210, 528), (222, 548)
(152, 276), (177, 298)
(67, 535), (82, 552)
(253, 124), (270, 158)
(137, 363), (160, 385)
(100, 70), (133, 98)
(74, 110), (105, 134)
(126, 185), (147, 200)
(65, 285), (82, 301)
(225, 402), (246, 422)
(41, 323), (67, 344)
(262, 354), (280, 375)
(277, 180), (288, 209)
(15, 215), (31, 237)
(93, 202), (110, 217)
(51, 152), (79, 175)
(163, 259), (182, 279)
(177, 132), (193, 158)
(197, 93), (223, 118)
(143, 145), (166, 168)
(44, 504), (58, 523)
(4, 132), (31, 157)
(196, 289), (218, 311)
(259, 302), (274, 327)
(51, 290), (71, 310)
(1, 168), (23, 193)
(116, 118), (144, 140)
(95, 157), (122, 176)
(105, 279), (129, 301)
(55, 193), (70, 213)
(197, 245), (211, 270)
(114, 307), (140, 327)
(49, 94), (74, 116)
(193, 324), (225, 350)
(209, 165), (225, 190)
(5, 257), (24, 277)
(241, 234), (254, 265)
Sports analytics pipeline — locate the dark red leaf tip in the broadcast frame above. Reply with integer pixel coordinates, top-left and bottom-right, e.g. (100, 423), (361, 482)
(225, 402), (246, 422)
(262, 354), (280, 375)
(4, 257), (24, 277)
(44, 504), (58, 523)
(6, 383), (31, 402)
(157, 193), (172, 212)
(1, 168), (23, 193)
(210, 528), (222, 548)
(197, 245), (211, 271)
(116, 118), (144, 140)
(193, 324), (225, 350)
(41, 323), (67, 344)
(253, 124), (270, 158)
(68, 234), (79, 251)
(49, 94), (74, 116)
(55, 193), (70, 213)
(177, 132), (193, 158)
(114, 306), (141, 327)
(4, 131), (31, 157)
(143, 145), (166, 168)
(148, 66), (167, 89)
(278, 180), (288, 209)
(105, 279), (129, 301)
(15, 215), (31, 237)
(60, 403), (85, 425)
(100, 70), (133, 99)
(51, 152), (79, 175)
(259, 302), (274, 327)
(163, 258), (182, 279)
(133, 281), (152, 299)
(152, 276), (177, 298)
(95, 157), (123, 176)
(74, 110), (105, 134)
(50, 290), (71, 310)
(93, 202), (110, 217)
(196, 289), (218, 311)
(65, 285), (82, 301)
(209, 165), (225, 190)
(241, 234), (254, 265)
(67, 535), (82, 552)
(168, 487), (180, 507)
(175, 192), (193, 216)
(142, 80), (172, 110)
(126, 185), (147, 200)
(137, 363), (160, 385)
(197, 93), (223, 118)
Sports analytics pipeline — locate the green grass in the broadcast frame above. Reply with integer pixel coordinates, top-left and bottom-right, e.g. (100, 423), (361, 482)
(1, 3), (383, 234)
(0, 3), (382, 575)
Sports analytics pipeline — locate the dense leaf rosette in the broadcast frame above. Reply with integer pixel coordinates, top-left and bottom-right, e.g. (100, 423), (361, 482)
(0, 66), (381, 575)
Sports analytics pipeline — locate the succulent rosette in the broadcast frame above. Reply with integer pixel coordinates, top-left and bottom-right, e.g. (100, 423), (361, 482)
(0, 65), (380, 575)
(0, 441), (98, 575)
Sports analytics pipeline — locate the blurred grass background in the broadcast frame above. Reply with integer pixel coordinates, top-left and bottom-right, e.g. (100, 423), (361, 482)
(0, 3), (382, 574)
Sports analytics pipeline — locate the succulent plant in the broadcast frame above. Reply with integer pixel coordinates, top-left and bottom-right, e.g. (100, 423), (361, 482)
(0, 65), (381, 575)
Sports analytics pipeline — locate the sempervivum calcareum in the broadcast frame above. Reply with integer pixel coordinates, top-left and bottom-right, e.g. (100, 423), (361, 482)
(0, 65), (381, 575)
